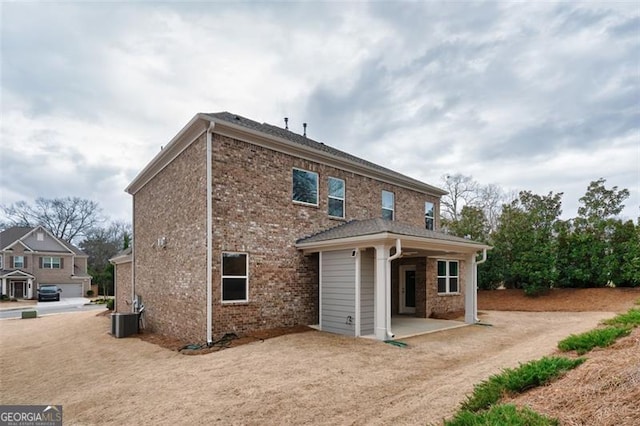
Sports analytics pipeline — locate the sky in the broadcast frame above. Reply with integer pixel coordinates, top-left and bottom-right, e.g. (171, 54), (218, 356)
(1, 1), (639, 225)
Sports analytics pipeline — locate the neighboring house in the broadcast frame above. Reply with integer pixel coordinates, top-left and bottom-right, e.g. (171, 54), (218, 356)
(0, 226), (92, 299)
(123, 112), (490, 343)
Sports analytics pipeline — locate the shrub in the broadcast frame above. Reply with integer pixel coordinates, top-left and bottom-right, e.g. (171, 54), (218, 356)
(86, 290), (94, 297)
(1, 294), (9, 301)
(461, 356), (585, 412)
(446, 404), (558, 426)
(106, 299), (114, 310)
(603, 308), (640, 328)
(558, 327), (630, 355)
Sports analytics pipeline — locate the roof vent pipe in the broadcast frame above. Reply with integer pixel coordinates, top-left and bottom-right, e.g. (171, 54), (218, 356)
(284, 117), (289, 130)
(303, 122), (307, 137)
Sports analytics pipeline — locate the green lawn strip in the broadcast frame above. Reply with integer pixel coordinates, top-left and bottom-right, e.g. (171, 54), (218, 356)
(460, 356), (585, 413)
(445, 404), (558, 426)
(557, 327), (630, 355)
(603, 308), (640, 328)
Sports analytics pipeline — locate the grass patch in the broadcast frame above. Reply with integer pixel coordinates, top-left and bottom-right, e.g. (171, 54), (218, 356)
(603, 308), (640, 328)
(557, 327), (630, 355)
(445, 404), (558, 426)
(460, 356), (584, 412)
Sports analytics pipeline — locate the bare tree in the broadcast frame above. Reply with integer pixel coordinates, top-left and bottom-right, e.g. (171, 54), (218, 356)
(477, 183), (506, 234)
(440, 174), (480, 222)
(1, 197), (103, 243)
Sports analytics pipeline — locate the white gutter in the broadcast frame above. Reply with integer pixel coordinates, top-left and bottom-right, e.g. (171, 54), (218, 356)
(206, 122), (215, 345)
(474, 249), (487, 322)
(386, 239), (402, 339)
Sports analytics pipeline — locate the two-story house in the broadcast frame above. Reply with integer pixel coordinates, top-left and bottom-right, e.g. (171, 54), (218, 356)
(0, 226), (92, 299)
(121, 112), (489, 343)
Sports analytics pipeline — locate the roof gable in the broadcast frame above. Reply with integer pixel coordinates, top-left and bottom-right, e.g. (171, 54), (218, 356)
(0, 226), (86, 255)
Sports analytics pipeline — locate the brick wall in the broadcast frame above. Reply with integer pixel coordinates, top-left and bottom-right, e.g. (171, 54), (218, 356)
(114, 261), (132, 313)
(133, 130), (442, 341)
(426, 258), (466, 318)
(133, 134), (208, 342)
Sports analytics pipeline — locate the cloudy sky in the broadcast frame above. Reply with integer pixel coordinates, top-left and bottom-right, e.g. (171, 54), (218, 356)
(1, 1), (638, 225)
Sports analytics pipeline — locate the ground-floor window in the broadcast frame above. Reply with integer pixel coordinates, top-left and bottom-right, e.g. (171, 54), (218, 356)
(221, 252), (248, 302)
(437, 260), (459, 293)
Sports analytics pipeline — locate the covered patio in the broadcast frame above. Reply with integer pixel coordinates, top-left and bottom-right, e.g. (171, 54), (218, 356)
(296, 218), (490, 341)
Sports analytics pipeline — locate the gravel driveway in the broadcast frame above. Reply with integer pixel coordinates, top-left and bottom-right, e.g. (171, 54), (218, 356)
(0, 309), (615, 425)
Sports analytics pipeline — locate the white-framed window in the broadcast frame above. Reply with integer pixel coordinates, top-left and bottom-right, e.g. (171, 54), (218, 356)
(382, 190), (394, 220)
(292, 168), (319, 206)
(222, 252), (248, 302)
(41, 256), (62, 269)
(328, 177), (345, 218)
(425, 202), (435, 230)
(37, 232), (44, 241)
(437, 260), (459, 293)
(13, 255), (25, 268)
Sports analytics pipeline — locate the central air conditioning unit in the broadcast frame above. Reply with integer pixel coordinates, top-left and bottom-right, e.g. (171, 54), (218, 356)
(111, 312), (139, 338)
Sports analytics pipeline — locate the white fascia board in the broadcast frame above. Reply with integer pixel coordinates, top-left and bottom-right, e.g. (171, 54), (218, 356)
(4, 240), (32, 251)
(109, 254), (133, 265)
(125, 114), (209, 195)
(297, 232), (491, 254)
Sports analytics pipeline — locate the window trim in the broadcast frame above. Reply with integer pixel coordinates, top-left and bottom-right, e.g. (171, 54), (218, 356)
(0, 255), (2, 269)
(437, 260), (459, 294)
(327, 177), (345, 219)
(382, 190), (395, 220)
(13, 255), (25, 268)
(221, 252), (249, 303)
(292, 167), (319, 206)
(42, 256), (62, 269)
(425, 201), (435, 231)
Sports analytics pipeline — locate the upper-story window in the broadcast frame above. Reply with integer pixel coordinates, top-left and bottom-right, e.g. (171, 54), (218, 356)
(437, 260), (459, 294)
(41, 256), (62, 269)
(328, 177), (345, 218)
(0, 255), (2, 269)
(37, 232), (44, 241)
(292, 168), (318, 206)
(382, 190), (394, 220)
(13, 256), (25, 268)
(425, 202), (435, 230)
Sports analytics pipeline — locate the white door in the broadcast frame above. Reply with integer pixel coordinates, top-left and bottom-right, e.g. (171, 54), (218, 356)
(399, 265), (416, 314)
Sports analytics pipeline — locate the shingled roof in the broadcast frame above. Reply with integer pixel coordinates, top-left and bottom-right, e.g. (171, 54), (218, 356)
(0, 226), (86, 255)
(204, 112), (447, 196)
(297, 218), (487, 247)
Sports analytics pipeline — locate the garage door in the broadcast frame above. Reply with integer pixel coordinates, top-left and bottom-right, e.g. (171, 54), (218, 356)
(55, 283), (83, 298)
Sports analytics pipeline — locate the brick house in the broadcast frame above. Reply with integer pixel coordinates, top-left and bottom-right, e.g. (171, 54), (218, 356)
(0, 226), (92, 299)
(121, 112), (489, 343)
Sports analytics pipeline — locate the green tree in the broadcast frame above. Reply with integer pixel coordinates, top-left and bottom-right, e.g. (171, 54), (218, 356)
(490, 191), (563, 295)
(447, 205), (488, 242)
(556, 179), (632, 287)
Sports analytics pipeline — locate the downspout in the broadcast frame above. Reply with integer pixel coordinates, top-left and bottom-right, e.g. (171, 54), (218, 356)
(206, 122), (215, 345)
(474, 249), (487, 322)
(385, 238), (402, 339)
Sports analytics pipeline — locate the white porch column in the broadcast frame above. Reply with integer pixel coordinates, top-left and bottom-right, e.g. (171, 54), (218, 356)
(27, 278), (33, 299)
(1, 278), (6, 296)
(464, 253), (477, 324)
(374, 245), (388, 340)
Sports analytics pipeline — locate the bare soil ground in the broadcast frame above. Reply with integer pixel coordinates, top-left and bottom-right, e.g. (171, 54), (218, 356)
(0, 289), (637, 425)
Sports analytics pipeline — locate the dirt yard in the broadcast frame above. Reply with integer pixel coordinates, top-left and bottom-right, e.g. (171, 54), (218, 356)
(0, 289), (637, 425)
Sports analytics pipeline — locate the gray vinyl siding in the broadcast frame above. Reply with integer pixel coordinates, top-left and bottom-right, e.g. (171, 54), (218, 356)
(22, 233), (69, 252)
(321, 249), (356, 336)
(360, 248), (375, 335)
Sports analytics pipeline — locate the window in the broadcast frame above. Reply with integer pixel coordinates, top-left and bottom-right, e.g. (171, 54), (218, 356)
(13, 256), (25, 268)
(437, 260), (459, 294)
(425, 202), (435, 230)
(292, 168), (318, 205)
(37, 232), (44, 241)
(328, 177), (345, 218)
(382, 190), (394, 220)
(42, 256), (62, 269)
(0, 255), (2, 269)
(222, 252), (248, 302)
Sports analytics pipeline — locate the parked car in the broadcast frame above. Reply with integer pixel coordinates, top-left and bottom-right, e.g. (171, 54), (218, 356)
(38, 285), (61, 302)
